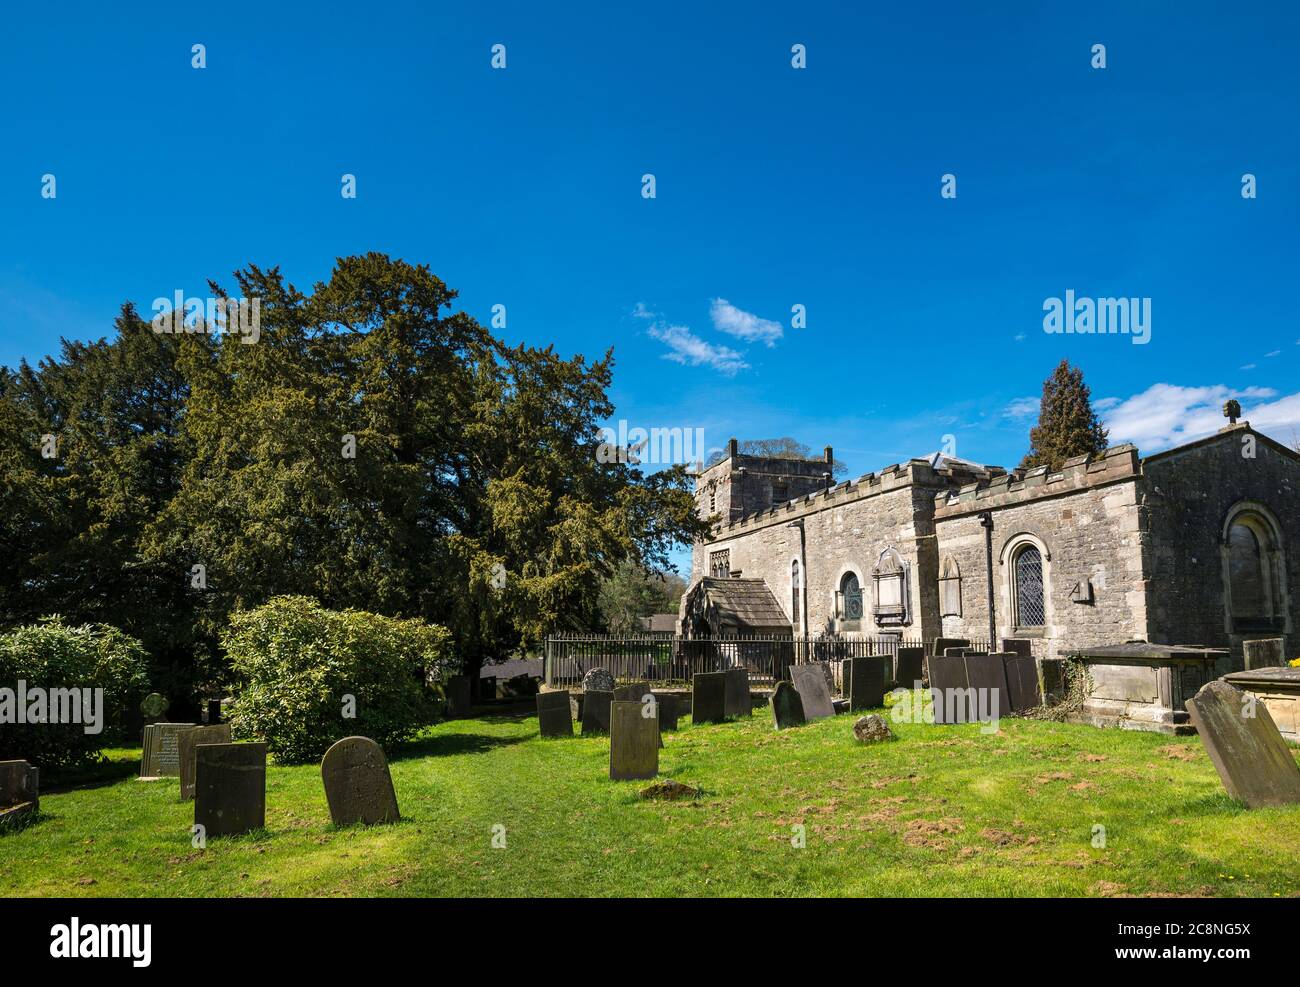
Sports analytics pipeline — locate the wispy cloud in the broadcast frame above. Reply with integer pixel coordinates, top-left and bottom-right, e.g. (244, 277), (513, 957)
(1003, 396), (1039, 420)
(709, 298), (783, 347)
(631, 302), (657, 320)
(647, 323), (749, 375)
(1100, 383), (1297, 451)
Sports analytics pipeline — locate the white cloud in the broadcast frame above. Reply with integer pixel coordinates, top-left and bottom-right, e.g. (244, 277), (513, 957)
(631, 302), (657, 320)
(647, 323), (749, 375)
(709, 297), (783, 347)
(1241, 363), (1256, 370)
(1003, 396), (1039, 420)
(1266, 350), (1281, 357)
(1100, 383), (1298, 451)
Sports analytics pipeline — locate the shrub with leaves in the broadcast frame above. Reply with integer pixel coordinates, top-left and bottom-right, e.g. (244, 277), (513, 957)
(0, 617), (149, 772)
(223, 596), (452, 763)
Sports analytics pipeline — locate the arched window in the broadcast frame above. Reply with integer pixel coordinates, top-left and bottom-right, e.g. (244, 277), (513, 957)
(939, 555), (962, 617)
(1228, 522), (1267, 619)
(1223, 505), (1286, 633)
(791, 559), (801, 630)
(838, 571), (863, 622)
(1013, 546), (1045, 628)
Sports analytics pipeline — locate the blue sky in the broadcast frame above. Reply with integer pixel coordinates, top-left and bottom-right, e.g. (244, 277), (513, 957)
(3, 1), (1299, 573)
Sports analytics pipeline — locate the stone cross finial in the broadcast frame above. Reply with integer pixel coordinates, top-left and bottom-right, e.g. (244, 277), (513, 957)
(1223, 399), (1241, 424)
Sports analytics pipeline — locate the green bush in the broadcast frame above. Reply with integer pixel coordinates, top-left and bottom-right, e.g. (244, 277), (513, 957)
(0, 617), (150, 773)
(223, 596), (453, 764)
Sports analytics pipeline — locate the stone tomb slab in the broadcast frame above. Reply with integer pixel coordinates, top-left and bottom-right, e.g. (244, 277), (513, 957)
(1185, 680), (1300, 809)
(178, 723), (233, 799)
(790, 664), (836, 721)
(194, 742), (267, 838)
(536, 691), (574, 738)
(609, 701), (659, 780)
(321, 736), (400, 826)
(692, 672), (728, 725)
(1243, 639), (1286, 670)
(845, 656), (887, 711)
(769, 680), (805, 729)
(724, 668), (751, 718)
(895, 647), (925, 689)
(928, 655), (972, 724)
(1222, 667), (1300, 743)
(581, 690), (614, 735)
(1002, 655), (1041, 713)
(963, 653), (1011, 723)
(140, 722), (196, 780)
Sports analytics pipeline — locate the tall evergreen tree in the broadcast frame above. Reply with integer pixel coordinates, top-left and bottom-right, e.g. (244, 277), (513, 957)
(1019, 359), (1109, 471)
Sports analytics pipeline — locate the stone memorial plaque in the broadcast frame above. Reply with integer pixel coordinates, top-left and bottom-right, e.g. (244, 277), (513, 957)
(1185, 681), (1300, 809)
(1001, 639), (1032, 658)
(194, 742), (267, 838)
(321, 736), (400, 826)
(1243, 638), (1286, 670)
(692, 672), (727, 725)
(536, 691), (574, 738)
(928, 654), (972, 724)
(964, 653), (1011, 723)
(846, 656), (886, 711)
(790, 664), (835, 721)
(609, 701), (659, 781)
(179, 724), (233, 800)
(140, 722), (196, 779)
(895, 647), (925, 689)
(581, 689), (613, 735)
(1003, 655), (1041, 713)
(769, 680), (805, 729)
(724, 668), (751, 718)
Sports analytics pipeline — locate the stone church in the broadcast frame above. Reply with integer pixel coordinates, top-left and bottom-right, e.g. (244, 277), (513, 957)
(682, 418), (1299, 668)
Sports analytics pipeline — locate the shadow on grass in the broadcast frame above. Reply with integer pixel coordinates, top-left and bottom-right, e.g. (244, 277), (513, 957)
(42, 757), (142, 794)
(394, 731), (535, 760)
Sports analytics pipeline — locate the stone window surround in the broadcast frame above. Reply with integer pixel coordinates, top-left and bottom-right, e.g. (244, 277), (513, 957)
(1220, 500), (1291, 635)
(939, 554), (962, 617)
(833, 564), (864, 629)
(999, 531), (1053, 639)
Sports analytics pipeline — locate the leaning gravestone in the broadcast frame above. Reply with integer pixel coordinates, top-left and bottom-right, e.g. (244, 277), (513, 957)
(769, 680), (805, 730)
(928, 654), (972, 724)
(1243, 639), (1286, 670)
(536, 691), (574, 738)
(194, 742), (267, 837)
(895, 647), (925, 689)
(790, 664), (836, 721)
(583, 667), (616, 693)
(963, 653), (1011, 724)
(692, 671), (728, 724)
(178, 723), (233, 799)
(1185, 680), (1300, 809)
(723, 668), (751, 718)
(846, 656), (887, 711)
(321, 736), (400, 826)
(1002, 654), (1041, 713)
(609, 701), (659, 780)
(0, 760), (39, 828)
(581, 690), (614, 735)
(140, 722), (196, 780)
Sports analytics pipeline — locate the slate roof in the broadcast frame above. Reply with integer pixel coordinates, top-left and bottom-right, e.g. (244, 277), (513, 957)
(698, 577), (792, 631)
(637, 613), (679, 633)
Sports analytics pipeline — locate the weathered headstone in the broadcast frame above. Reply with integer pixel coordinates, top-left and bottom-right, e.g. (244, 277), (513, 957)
(481, 677), (497, 700)
(928, 654), (972, 724)
(790, 664), (835, 721)
(963, 653), (1011, 724)
(1001, 639), (1032, 658)
(846, 656), (887, 711)
(1003, 654), (1041, 713)
(581, 690), (613, 734)
(140, 692), (169, 722)
(445, 675), (472, 718)
(613, 681), (652, 702)
(194, 742), (267, 837)
(536, 690), (574, 738)
(140, 722), (196, 779)
(943, 647), (969, 658)
(1243, 638), (1286, 670)
(609, 701), (659, 781)
(178, 723), (233, 800)
(692, 672), (727, 725)
(0, 760), (39, 828)
(1185, 681), (1300, 808)
(654, 693), (679, 732)
(582, 667), (615, 693)
(769, 680), (805, 729)
(724, 667), (751, 718)
(895, 647), (925, 688)
(321, 736), (400, 826)
(933, 638), (970, 660)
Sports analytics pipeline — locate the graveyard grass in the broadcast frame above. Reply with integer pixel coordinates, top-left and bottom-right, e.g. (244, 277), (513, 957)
(4, 705), (1300, 898)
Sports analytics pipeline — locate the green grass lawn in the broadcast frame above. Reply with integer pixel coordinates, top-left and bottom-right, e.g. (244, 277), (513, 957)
(3, 707), (1298, 898)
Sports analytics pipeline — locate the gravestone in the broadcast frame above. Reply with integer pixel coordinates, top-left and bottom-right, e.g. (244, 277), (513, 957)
(933, 638), (970, 659)
(724, 668), (751, 718)
(845, 656), (887, 711)
(481, 678), (497, 700)
(583, 667), (615, 693)
(581, 690), (614, 735)
(1001, 639), (1032, 658)
(1003, 654), (1041, 713)
(1243, 639), (1286, 670)
(613, 681), (652, 702)
(928, 654), (972, 724)
(194, 742), (267, 837)
(140, 722), (196, 780)
(536, 691), (574, 738)
(445, 675), (472, 718)
(964, 653), (1011, 724)
(140, 692), (169, 722)
(0, 760), (39, 827)
(1185, 681), (1300, 809)
(692, 672), (728, 725)
(202, 700), (223, 725)
(895, 647), (925, 689)
(769, 680), (805, 729)
(789, 664), (835, 721)
(178, 723), (233, 800)
(943, 647), (968, 658)
(609, 701), (659, 781)
(321, 736), (400, 826)
(654, 693), (679, 732)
